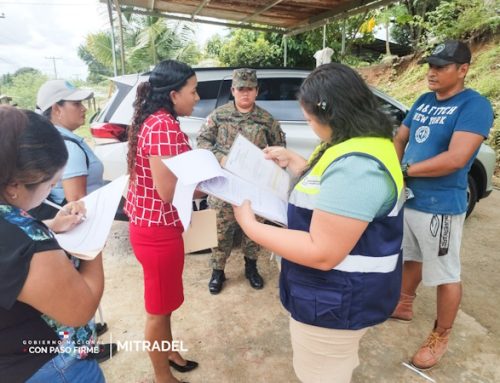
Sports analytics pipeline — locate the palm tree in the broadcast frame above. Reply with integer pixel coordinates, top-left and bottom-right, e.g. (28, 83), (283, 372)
(79, 14), (200, 80)
(126, 15), (198, 71)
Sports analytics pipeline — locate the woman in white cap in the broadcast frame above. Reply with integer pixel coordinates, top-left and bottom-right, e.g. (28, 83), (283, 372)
(35, 80), (103, 209)
(33, 80), (116, 364)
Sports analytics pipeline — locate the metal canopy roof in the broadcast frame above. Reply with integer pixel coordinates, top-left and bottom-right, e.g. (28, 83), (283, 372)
(107, 0), (396, 36)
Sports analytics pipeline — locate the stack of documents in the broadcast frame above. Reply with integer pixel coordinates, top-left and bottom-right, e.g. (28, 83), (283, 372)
(165, 134), (290, 228)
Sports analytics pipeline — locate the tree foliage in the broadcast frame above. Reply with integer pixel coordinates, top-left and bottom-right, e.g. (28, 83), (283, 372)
(213, 14), (377, 69)
(425, 0), (500, 42)
(218, 29), (281, 67)
(125, 15), (200, 70)
(78, 32), (114, 83)
(267, 13), (375, 67)
(0, 69), (47, 109)
(205, 34), (224, 58)
(398, 0), (441, 48)
(78, 13), (201, 82)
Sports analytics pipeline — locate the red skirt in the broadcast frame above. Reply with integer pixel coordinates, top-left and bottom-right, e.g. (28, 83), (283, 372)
(129, 224), (185, 314)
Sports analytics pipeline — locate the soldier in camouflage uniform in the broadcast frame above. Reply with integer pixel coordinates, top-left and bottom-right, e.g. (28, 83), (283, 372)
(197, 68), (286, 294)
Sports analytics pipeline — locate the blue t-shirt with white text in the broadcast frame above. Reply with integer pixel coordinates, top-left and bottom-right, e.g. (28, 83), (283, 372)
(402, 89), (493, 214)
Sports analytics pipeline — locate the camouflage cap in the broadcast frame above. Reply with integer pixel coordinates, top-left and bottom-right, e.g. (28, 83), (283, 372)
(232, 68), (258, 88)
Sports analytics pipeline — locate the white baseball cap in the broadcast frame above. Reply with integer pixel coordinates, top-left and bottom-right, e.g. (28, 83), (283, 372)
(36, 80), (94, 112)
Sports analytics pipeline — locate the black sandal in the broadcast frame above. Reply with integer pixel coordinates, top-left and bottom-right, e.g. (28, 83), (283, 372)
(95, 322), (108, 337)
(169, 359), (199, 373)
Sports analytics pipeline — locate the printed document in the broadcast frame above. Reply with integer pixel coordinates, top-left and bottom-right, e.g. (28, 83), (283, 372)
(225, 135), (290, 201)
(164, 134), (290, 228)
(55, 175), (129, 260)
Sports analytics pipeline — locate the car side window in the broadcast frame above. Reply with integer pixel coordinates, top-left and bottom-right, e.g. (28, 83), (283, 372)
(256, 78), (304, 121)
(256, 78), (303, 101)
(101, 82), (132, 122)
(192, 80), (225, 118)
(215, 80), (232, 108)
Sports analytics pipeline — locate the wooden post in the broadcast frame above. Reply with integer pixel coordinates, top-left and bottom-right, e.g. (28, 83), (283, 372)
(106, 0), (118, 77)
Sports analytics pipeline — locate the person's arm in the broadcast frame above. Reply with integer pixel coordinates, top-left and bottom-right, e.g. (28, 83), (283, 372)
(405, 131), (484, 178)
(264, 146), (307, 176)
(393, 124), (409, 162)
(60, 140), (89, 201)
(196, 114), (227, 164)
(17, 250), (104, 327)
(61, 176), (87, 201)
(149, 156), (178, 203)
(234, 201), (368, 271)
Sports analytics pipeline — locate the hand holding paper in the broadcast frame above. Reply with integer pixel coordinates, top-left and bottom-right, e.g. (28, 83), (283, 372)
(164, 134), (289, 228)
(232, 200), (257, 231)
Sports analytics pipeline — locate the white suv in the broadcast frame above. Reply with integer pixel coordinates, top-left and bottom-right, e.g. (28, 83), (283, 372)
(91, 68), (496, 217)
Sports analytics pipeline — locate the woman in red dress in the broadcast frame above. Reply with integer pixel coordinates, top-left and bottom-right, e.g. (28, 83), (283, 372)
(125, 60), (200, 383)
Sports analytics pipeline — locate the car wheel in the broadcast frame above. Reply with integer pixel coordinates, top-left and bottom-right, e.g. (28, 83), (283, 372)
(466, 175), (478, 218)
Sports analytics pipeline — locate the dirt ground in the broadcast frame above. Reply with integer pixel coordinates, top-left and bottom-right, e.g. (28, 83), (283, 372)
(98, 189), (500, 383)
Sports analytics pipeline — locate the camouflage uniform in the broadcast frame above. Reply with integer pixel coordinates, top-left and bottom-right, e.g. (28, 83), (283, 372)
(197, 69), (286, 270)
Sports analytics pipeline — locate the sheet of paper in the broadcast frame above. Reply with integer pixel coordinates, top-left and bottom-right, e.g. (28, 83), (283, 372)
(164, 149), (224, 228)
(171, 182), (198, 230)
(164, 149), (223, 185)
(225, 134), (290, 201)
(199, 169), (288, 226)
(55, 175), (129, 260)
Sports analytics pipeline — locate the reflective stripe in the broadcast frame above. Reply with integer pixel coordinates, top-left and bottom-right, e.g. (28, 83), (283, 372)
(333, 253), (399, 273)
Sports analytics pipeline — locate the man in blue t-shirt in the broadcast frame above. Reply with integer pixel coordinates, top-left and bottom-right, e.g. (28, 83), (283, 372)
(392, 40), (494, 369)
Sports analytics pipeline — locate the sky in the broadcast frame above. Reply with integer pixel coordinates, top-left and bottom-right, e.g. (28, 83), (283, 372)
(0, 0), (225, 80)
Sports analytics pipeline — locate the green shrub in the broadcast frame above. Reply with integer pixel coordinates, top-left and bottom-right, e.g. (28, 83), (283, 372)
(426, 0), (500, 42)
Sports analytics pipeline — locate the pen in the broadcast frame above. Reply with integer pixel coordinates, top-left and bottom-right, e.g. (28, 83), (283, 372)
(43, 199), (86, 221)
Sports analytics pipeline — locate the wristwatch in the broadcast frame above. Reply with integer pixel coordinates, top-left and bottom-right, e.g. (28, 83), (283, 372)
(401, 163), (411, 178)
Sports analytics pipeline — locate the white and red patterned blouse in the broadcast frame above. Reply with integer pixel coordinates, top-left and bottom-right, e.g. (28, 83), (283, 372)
(125, 109), (191, 227)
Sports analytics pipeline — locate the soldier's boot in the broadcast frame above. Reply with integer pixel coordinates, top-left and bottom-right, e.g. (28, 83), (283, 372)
(390, 292), (416, 322)
(208, 269), (225, 295)
(244, 257), (264, 290)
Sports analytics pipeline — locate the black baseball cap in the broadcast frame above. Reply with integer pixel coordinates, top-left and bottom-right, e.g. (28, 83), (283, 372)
(420, 40), (471, 66)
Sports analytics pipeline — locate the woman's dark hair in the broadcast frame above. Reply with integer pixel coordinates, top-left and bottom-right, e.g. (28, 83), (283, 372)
(127, 60), (195, 176)
(299, 62), (393, 173)
(0, 106), (68, 198)
(42, 100), (65, 120)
